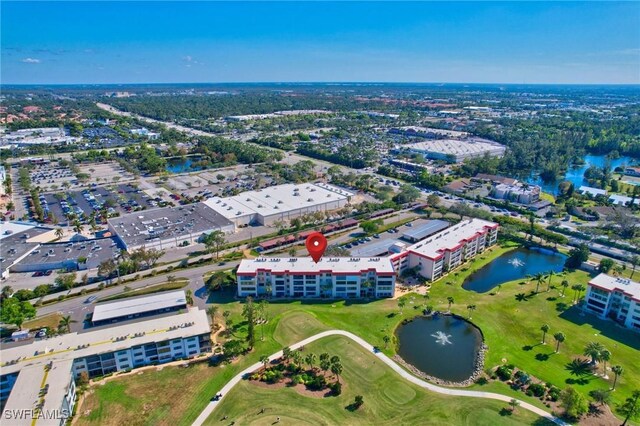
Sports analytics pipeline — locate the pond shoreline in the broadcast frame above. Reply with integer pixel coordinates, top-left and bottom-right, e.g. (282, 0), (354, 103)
(394, 313), (487, 387)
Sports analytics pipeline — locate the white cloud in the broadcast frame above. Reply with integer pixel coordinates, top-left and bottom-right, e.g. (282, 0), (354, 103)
(21, 57), (41, 64)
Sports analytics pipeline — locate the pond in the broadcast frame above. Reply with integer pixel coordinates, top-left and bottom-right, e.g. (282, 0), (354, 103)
(395, 315), (483, 383)
(166, 156), (204, 173)
(527, 154), (636, 195)
(462, 247), (567, 293)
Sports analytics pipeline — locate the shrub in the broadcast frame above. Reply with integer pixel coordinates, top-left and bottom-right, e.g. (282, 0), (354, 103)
(548, 386), (561, 402)
(328, 381), (342, 395)
(475, 377), (488, 385)
(529, 383), (546, 398)
(496, 365), (513, 381)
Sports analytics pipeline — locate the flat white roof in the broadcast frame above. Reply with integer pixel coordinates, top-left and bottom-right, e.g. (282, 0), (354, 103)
(608, 194), (639, 205)
(405, 138), (505, 158)
(0, 222), (35, 241)
(237, 257), (395, 275)
(203, 183), (353, 220)
(578, 186), (607, 196)
(3, 360), (75, 425)
(91, 290), (187, 322)
(0, 308), (210, 376)
(405, 218), (498, 260)
(589, 273), (640, 301)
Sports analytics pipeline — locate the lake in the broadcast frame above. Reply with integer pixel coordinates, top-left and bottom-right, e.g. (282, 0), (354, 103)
(528, 154), (636, 195)
(166, 157), (203, 173)
(395, 315), (483, 383)
(462, 247), (567, 293)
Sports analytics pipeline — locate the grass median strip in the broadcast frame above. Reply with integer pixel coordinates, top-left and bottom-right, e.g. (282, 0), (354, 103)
(97, 279), (188, 303)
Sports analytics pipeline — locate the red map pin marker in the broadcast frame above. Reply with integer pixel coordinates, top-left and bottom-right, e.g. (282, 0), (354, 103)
(305, 232), (327, 263)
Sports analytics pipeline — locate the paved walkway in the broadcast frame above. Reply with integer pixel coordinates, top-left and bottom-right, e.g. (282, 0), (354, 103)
(191, 330), (568, 426)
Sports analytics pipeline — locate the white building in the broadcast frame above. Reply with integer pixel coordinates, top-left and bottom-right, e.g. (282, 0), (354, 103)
(578, 186), (607, 198)
(403, 137), (506, 163)
(203, 183), (353, 227)
(390, 219), (499, 281)
(584, 274), (640, 332)
(0, 128), (80, 148)
(237, 257), (396, 298)
(0, 308), (211, 423)
(608, 194), (640, 206)
(492, 183), (541, 205)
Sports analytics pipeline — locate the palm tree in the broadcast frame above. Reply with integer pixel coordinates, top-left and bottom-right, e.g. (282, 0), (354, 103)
(292, 350), (303, 368)
(331, 362), (343, 383)
(260, 355), (270, 370)
(398, 298), (406, 314)
(305, 353), (316, 371)
(534, 272), (545, 294)
(560, 280), (569, 297)
(546, 270), (555, 292)
(58, 315), (76, 334)
(553, 332), (565, 353)
(612, 365), (624, 390)
(55, 228), (64, 239)
(509, 398), (520, 413)
(540, 324), (550, 344)
(572, 284), (586, 303)
(383, 335), (391, 350)
(447, 296), (454, 312)
(206, 306), (218, 328)
(1, 286), (14, 299)
(583, 341), (606, 365)
(72, 220), (84, 235)
(600, 349), (611, 377)
(466, 304), (476, 319)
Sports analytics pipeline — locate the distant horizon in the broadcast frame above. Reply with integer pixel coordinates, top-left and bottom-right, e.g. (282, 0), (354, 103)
(2, 2), (639, 85)
(3, 81), (640, 88)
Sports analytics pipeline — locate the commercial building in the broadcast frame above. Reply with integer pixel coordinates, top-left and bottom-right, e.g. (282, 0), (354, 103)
(0, 308), (211, 422)
(390, 219), (499, 281)
(1, 222), (55, 279)
(237, 257), (396, 299)
(402, 137), (506, 163)
(0, 128), (80, 148)
(584, 274), (640, 332)
(91, 290), (188, 326)
(108, 203), (234, 251)
(203, 183), (353, 227)
(10, 238), (119, 274)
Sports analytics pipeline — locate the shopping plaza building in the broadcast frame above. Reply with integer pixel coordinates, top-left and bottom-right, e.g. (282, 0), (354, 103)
(584, 274), (640, 332)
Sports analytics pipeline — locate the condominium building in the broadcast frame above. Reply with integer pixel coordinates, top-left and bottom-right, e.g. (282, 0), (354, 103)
(0, 308), (211, 424)
(584, 274), (640, 332)
(236, 257), (396, 298)
(390, 219), (499, 281)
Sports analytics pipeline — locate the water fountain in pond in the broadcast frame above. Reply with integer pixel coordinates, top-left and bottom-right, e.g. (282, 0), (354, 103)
(431, 331), (453, 345)
(508, 258), (525, 268)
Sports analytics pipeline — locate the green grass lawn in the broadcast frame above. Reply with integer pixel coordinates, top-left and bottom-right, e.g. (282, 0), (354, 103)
(206, 335), (551, 426)
(97, 279), (188, 302)
(77, 241), (640, 425)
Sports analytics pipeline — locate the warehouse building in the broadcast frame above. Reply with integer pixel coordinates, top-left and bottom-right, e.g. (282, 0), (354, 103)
(0, 307), (211, 423)
(0, 221), (55, 279)
(237, 257), (396, 299)
(203, 182), (353, 227)
(584, 274), (640, 332)
(390, 218), (499, 281)
(403, 137), (506, 163)
(91, 290), (188, 326)
(108, 203), (234, 251)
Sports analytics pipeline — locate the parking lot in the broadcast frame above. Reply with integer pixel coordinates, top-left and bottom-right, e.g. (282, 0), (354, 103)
(43, 184), (158, 224)
(163, 166), (275, 198)
(26, 162), (77, 192)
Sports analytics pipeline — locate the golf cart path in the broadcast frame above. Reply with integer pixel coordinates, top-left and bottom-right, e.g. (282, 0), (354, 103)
(192, 329), (567, 426)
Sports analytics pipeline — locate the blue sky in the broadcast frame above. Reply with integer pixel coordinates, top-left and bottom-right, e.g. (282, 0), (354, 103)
(2, 1), (639, 84)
